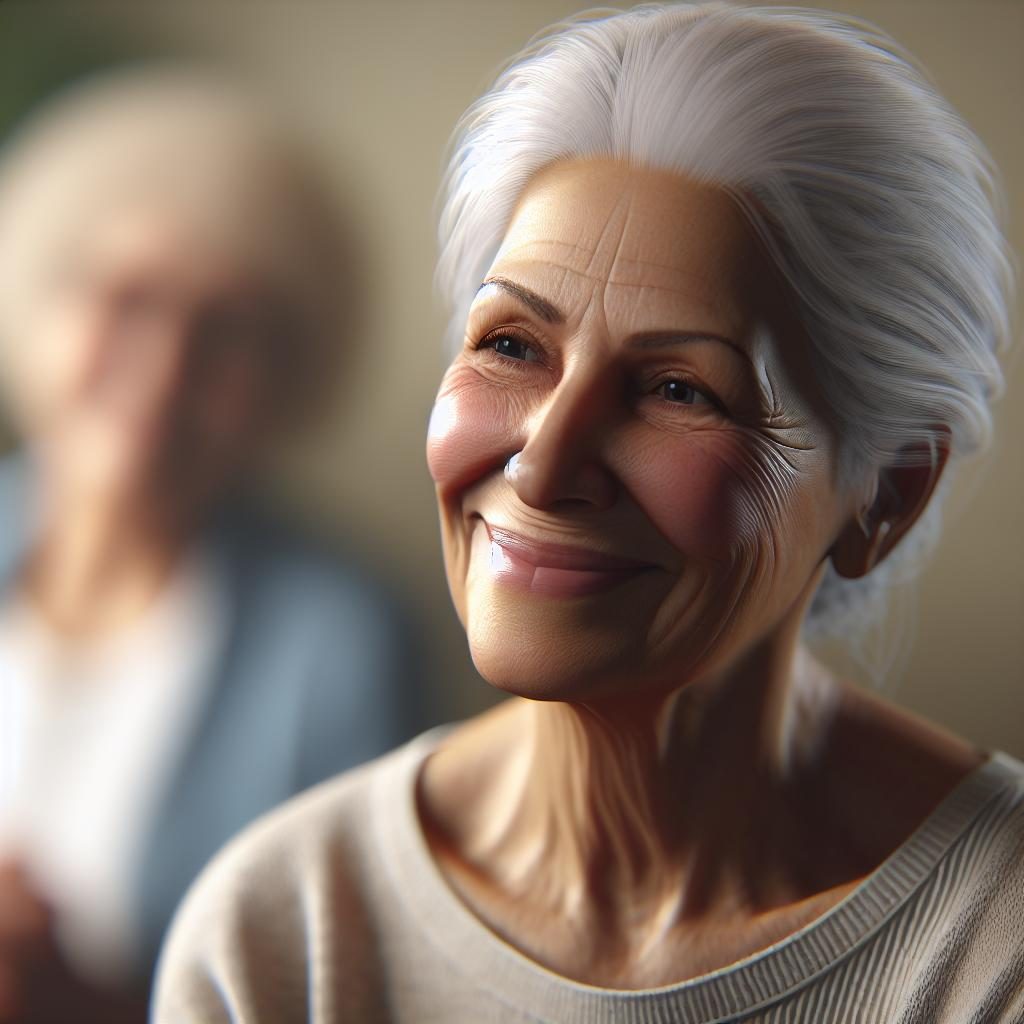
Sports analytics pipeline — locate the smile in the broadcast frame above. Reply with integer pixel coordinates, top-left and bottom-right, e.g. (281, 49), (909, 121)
(482, 523), (655, 598)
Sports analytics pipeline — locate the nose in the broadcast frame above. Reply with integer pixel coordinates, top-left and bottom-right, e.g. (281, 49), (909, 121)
(135, 315), (192, 399)
(108, 294), (195, 419)
(505, 374), (618, 511)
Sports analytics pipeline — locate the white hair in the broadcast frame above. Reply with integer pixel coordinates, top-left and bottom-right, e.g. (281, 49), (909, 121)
(435, 2), (1015, 647)
(0, 63), (349, 429)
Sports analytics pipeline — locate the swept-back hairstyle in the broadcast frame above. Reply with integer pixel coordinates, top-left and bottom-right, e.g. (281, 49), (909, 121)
(436, 2), (1015, 644)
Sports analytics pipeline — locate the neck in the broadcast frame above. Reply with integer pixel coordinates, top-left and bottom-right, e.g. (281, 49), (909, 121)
(517, 698), (683, 912)
(435, 625), (843, 924)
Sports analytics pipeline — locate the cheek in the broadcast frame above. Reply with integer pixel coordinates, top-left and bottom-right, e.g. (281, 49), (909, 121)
(17, 306), (108, 422)
(192, 357), (265, 441)
(623, 430), (800, 565)
(426, 366), (533, 496)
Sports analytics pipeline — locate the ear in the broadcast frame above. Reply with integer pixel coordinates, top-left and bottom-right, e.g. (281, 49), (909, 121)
(830, 436), (950, 580)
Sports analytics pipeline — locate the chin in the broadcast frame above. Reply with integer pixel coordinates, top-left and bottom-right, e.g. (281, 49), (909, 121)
(465, 614), (654, 704)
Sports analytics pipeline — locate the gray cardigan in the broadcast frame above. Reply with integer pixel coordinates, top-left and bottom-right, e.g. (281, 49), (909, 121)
(0, 454), (425, 980)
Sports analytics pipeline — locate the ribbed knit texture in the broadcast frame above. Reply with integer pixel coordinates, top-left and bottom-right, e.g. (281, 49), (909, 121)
(154, 728), (1024, 1023)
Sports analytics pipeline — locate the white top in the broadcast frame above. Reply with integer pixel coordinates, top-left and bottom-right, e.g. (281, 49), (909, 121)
(0, 552), (223, 985)
(154, 728), (1024, 1023)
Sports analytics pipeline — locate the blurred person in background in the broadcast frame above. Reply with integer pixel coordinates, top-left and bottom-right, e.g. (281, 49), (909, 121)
(0, 67), (422, 1022)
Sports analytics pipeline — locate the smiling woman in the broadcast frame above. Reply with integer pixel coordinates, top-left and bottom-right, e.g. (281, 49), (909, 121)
(428, 161), (847, 704)
(154, 5), (1022, 1023)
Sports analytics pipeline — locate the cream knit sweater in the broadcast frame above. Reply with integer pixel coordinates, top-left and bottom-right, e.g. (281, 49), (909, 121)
(153, 729), (1024, 1023)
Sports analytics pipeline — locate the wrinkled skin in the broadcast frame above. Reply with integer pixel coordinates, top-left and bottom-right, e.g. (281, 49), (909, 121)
(421, 161), (982, 988)
(428, 159), (858, 702)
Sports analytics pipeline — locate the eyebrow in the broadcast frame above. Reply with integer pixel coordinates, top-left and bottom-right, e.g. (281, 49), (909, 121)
(628, 331), (752, 365)
(476, 277), (751, 364)
(477, 277), (565, 324)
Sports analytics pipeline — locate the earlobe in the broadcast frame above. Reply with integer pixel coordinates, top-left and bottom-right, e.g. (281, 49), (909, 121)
(830, 435), (949, 580)
(831, 504), (891, 579)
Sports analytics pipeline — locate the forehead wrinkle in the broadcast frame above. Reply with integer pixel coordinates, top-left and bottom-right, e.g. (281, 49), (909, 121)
(608, 256), (733, 296)
(602, 193), (642, 343)
(497, 244), (745, 320)
(494, 239), (599, 283)
(605, 279), (749, 346)
(486, 258), (749, 345)
(603, 275), (740, 303)
(583, 186), (635, 281)
(495, 259), (742, 307)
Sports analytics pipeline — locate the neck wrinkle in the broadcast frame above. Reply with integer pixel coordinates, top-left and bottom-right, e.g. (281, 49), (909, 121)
(520, 697), (689, 914)
(494, 636), (841, 922)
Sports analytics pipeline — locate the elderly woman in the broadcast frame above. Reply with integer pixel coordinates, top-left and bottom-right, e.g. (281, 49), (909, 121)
(155, 4), (1021, 1022)
(0, 69), (420, 1022)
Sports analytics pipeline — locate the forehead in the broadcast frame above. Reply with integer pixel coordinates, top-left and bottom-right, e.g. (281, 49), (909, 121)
(490, 159), (764, 327)
(68, 202), (258, 301)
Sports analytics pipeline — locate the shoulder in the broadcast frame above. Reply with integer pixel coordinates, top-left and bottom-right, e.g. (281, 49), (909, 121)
(0, 449), (26, 501)
(191, 502), (431, 789)
(961, 752), (1024, 870)
(891, 754), (1024, 1017)
(0, 450), (30, 581)
(152, 734), (430, 1023)
(816, 681), (994, 864)
(206, 500), (424, 721)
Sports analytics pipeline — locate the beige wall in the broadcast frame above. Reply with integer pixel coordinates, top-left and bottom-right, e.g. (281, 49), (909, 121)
(4, 1), (1021, 754)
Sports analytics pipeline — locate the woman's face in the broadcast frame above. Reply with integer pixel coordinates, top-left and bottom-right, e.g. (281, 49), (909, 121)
(428, 160), (859, 702)
(14, 205), (276, 507)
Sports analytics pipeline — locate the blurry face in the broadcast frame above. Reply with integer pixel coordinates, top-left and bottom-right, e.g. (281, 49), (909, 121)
(16, 207), (277, 507)
(427, 160), (860, 702)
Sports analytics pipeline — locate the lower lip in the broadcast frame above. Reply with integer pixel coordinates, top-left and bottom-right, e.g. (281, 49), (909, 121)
(485, 537), (649, 598)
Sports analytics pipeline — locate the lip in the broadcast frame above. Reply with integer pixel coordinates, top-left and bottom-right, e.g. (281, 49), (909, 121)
(480, 521), (656, 597)
(486, 524), (653, 570)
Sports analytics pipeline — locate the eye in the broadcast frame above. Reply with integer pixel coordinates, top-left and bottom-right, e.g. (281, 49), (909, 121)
(656, 379), (716, 407)
(479, 331), (541, 363)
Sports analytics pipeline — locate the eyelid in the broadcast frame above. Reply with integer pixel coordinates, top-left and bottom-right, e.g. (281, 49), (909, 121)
(645, 371), (730, 416)
(467, 293), (553, 338)
(470, 320), (551, 364)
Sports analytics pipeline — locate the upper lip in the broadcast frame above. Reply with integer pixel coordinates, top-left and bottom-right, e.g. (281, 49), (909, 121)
(484, 522), (656, 572)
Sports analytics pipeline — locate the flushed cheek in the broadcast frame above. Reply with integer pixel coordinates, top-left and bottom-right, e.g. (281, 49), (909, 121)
(633, 431), (833, 631)
(426, 365), (536, 496)
(623, 433), (772, 565)
(18, 311), (98, 424)
(635, 435), (817, 667)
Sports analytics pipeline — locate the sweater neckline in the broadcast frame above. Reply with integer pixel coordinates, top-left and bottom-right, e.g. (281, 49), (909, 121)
(376, 728), (1022, 1024)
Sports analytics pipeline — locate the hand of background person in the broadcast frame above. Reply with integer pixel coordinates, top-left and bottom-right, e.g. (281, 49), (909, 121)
(0, 857), (54, 1022)
(0, 858), (147, 1024)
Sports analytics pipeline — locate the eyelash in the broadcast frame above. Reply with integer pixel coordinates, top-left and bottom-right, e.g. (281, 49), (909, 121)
(647, 374), (723, 412)
(473, 326), (726, 414)
(475, 326), (545, 366)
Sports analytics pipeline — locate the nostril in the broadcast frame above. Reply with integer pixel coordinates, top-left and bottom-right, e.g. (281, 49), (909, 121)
(551, 495), (607, 513)
(570, 461), (618, 510)
(505, 445), (617, 511)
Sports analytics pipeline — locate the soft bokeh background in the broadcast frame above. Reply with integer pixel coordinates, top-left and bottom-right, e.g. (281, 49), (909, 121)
(1, 0), (1020, 755)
